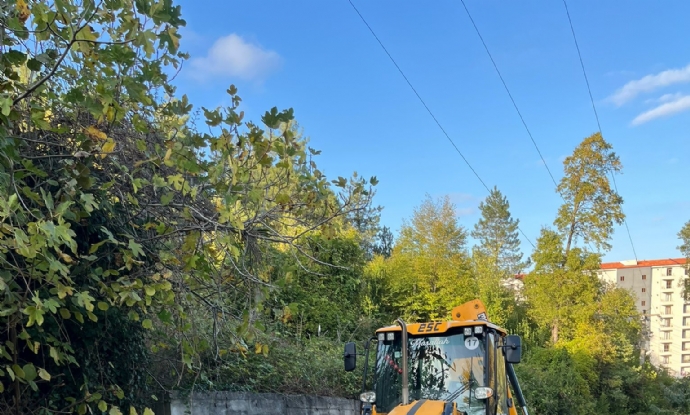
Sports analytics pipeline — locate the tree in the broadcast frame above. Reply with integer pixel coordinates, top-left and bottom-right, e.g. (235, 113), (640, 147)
(471, 186), (526, 275)
(0, 0), (376, 411)
(372, 226), (394, 258)
(470, 249), (519, 330)
(525, 133), (627, 344)
(384, 195), (475, 321)
(523, 229), (600, 344)
(679, 220), (690, 266)
(554, 133), (624, 254)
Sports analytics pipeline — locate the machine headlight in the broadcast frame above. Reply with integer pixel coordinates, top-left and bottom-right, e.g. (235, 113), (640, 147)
(474, 326), (483, 334)
(474, 387), (494, 400)
(464, 327), (472, 336)
(360, 391), (376, 403)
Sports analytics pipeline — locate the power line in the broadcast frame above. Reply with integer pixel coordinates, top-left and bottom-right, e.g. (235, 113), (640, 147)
(562, 0), (639, 261)
(459, 0), (559, 191)
(346, 0), (535, 249)
(459, 1), (604, 254)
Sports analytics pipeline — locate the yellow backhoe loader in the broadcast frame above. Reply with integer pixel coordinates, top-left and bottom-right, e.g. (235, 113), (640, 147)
(344, 300), (529, 415)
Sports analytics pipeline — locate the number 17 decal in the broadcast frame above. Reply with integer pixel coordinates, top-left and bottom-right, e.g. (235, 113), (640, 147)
(465, 337), (479, 350)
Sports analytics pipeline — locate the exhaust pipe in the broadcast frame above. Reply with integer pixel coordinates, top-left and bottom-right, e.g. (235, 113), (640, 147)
(395, 318), (409, 405)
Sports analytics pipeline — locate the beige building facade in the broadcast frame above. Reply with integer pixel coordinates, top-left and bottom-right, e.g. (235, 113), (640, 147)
(598, 258), (688, 376)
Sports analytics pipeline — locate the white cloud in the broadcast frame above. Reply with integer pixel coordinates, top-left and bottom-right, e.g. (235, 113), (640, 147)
(644, 92), (685, 104)
(631, 94), (690, 125)
(189, 34), (281, 82)
(608, 63), (690, 106)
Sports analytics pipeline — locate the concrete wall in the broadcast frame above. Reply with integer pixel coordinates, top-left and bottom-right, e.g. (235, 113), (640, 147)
(170, 392), (360, 415)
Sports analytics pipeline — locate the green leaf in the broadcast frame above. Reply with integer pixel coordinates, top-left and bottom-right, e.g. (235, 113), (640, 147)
(129, 239), (145, 258)
(142, 319), (153, 329)
(27, 58), (42, 71)
(80, 193), (98, 213)
(12, 364), (25, 379)
(4, 50), (27, 65)
(59, 308), (71, 319)
(0, 96), (11, 117)
(98, 401), (108, 412)
(22, 363), (37, 382)
(97, 301), (109, 311)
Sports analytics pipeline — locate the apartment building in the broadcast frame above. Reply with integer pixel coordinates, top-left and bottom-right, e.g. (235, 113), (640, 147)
(598, 258), (689, 376)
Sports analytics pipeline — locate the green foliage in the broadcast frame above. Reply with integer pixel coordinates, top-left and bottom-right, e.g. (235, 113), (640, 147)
(1, 1), (687, 413)
(554, 133), (624, 254)
(269, 231), (369, 341)
(382, 195), (475, 321)
(184, 337), (364, 398)
(0, 0), (375, 412)
(523, 228), (601, 344)
(516, 347), (596, 415)
(471, 186), (526, 275)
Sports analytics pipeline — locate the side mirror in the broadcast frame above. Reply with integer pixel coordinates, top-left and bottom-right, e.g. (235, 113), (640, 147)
(504, 335), (522, 364)
(344, 342), (357, 372)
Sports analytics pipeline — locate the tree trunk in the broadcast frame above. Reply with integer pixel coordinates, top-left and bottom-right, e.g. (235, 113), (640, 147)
(551, 319), (559, 344)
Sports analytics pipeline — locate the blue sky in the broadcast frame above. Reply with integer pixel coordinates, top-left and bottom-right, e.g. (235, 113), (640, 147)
(171, 0), (690, 263)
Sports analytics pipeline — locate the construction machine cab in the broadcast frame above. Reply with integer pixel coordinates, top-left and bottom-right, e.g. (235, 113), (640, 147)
(344, 300), (529, 415)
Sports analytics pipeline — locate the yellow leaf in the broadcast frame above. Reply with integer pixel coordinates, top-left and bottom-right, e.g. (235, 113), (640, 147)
(85, 126), (107, 141)
(143, 409), (155, 415)
(38, 368), (51, 381)
(101, 139), (116, 158)
(163, 148), (172, 162)
(130, 407), (138, 415)
(16, 0), (29, 23)
(262, 344), (269, 356)
(255, 343), (262, 354)
(59, 252), (73, 263)
(98, 401), (107, 412)
(109, 406), (123, 415)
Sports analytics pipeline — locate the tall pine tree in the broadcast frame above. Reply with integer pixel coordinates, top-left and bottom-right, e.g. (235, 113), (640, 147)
(471, 187), (526, 276)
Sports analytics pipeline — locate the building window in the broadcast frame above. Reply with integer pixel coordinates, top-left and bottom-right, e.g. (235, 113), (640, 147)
(683, 355), (690, 364)
(684, 342), (690, 351)
(668, 268), (673, 276)
(685, 317), (690, 326)
(685, 329), (690, 339)
(620, 276), (625, 281)
(642, 274), (647, 280)
(665, 293), (673, 301)
(663, 356), (670, 364)
(663, 318), (672, 327)
(663, 331), (671, 340)
(664, 344), (671, 352)
(685, 304), (690, 314)
(666, 306), (673, 315)
(642, 288), (647, 293)
(666, 280), (673, 289)
(643, 309), (647, 314)
(642, 301), (646, 306)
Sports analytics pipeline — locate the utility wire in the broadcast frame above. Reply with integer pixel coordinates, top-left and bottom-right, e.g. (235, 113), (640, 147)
(346, 0), (536, 249)
(562, 0), (639, 261)
(459, 0), (603, 254)
(459, 0), (559, 191)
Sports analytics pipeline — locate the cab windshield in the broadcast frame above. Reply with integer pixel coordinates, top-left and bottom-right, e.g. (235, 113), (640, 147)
(374, 332), (486, 414)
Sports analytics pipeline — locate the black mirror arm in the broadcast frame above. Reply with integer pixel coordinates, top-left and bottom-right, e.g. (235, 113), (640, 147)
(360, 336), (378, 393)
